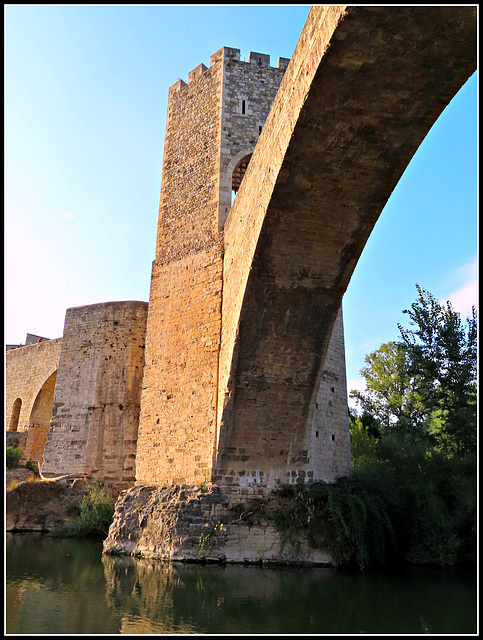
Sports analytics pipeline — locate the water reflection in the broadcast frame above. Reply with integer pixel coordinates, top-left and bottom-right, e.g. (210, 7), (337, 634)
(6, 533), (477, 635)
(102, 555), (199, 634)
(6, 533), (120, 634)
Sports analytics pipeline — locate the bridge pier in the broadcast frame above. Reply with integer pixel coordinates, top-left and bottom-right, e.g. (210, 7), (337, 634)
(214, 308), (351, 492)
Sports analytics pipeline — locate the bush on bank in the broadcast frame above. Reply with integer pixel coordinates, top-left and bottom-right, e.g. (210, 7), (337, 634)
(51, 482), (115, 538)
(274, 435), (476, 570)
(6, 446), (23, 470)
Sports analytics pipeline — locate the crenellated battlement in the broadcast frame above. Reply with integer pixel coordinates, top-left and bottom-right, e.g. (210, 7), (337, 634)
(218, 46), (290, 69)
(169, 47), (290, 93)
(187, 62), (207, 83)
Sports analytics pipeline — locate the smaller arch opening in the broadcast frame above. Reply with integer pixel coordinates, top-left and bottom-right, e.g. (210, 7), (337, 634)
(27, 370), (57, 465)
(232, 154), (252, 199)
(9, 398), (22, 432)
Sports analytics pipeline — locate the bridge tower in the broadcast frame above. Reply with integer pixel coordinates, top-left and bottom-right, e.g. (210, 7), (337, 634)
(136, 47), (351, 490)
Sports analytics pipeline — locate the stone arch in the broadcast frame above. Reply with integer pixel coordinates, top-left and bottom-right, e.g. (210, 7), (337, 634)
(216, 5), (476, 491)
(24, 370), (57, 464)
(8, 398), (22, 432)
(5, 337), (62, 438)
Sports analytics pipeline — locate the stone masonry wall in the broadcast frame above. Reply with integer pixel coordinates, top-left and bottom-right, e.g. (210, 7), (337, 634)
(136, 249), (223, 485)
(308, 308), (352, 482)
(137, 48), (225, 486)
(214, 7), (350, 493)
(213, 308), (351, 496)
(154, 48), (225, 264)
(42, 301), (148, 490)
(216, 7), (348, 464)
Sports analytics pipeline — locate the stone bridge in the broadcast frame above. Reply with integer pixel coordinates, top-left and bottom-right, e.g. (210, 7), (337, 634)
(214, 5), (476, 489)
(7, 6), (475, 500)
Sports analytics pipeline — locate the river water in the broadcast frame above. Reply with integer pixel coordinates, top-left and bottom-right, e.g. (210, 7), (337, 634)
(6, 533), (477, 635)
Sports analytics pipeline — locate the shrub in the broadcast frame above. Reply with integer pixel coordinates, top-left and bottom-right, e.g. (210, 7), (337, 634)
(52, 482), (115, 538)
(274, 436), (476, 569)
(6, 446), (23, 469)
(274, 480), (394, 569)
(25, 459), (39, 474)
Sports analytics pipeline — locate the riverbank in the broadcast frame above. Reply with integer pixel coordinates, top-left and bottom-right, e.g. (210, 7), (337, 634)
(7, 468), (476, 570)
(6, 474), (99, 533)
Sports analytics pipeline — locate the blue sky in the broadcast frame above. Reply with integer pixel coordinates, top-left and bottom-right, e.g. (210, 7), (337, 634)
(4, 5), (477, 398)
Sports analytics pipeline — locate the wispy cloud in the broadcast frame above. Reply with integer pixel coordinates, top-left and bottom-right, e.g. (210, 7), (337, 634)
(441, 257), (477, 317)
(64, 211), (75, 219)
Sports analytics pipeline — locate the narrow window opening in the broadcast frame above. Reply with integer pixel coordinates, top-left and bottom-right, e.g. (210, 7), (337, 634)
(315, 431), (319, 438)
(241, 99), (246, 115)
(331, 434), (335, 441)
(258, 125), (263, 135)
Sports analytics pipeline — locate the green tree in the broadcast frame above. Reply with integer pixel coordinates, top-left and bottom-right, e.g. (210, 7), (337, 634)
(350, 341), (428, 443)
(348, 411), (379, 469)
(351, 285), (477, 456)
(398, 284), (477, 456)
